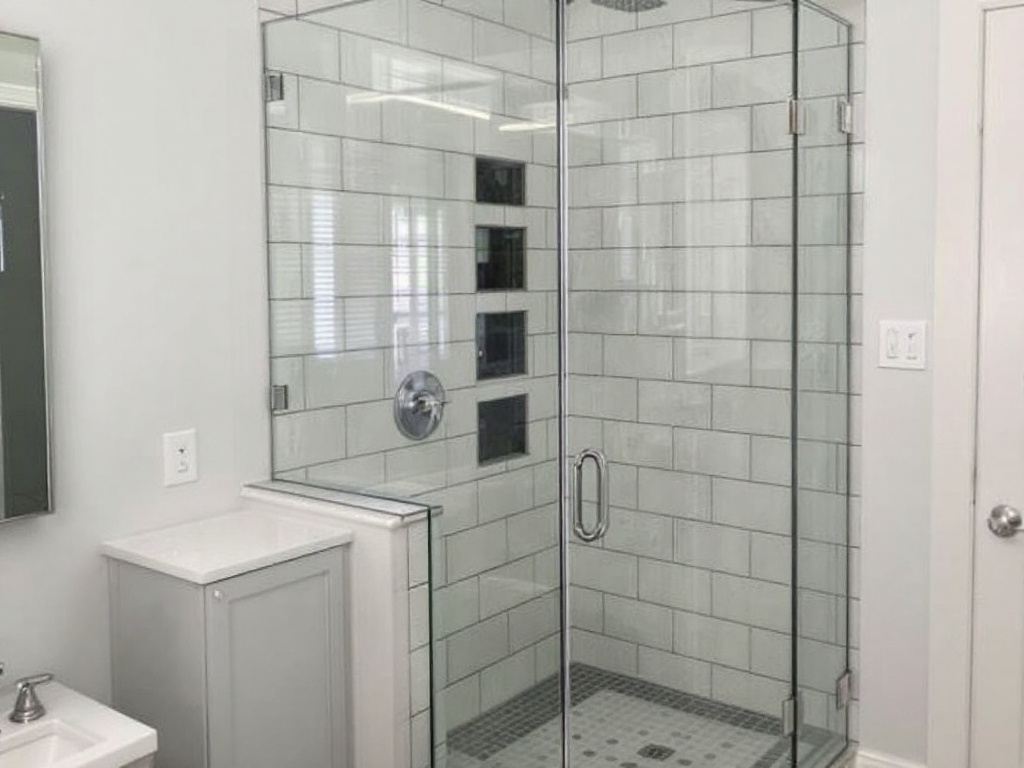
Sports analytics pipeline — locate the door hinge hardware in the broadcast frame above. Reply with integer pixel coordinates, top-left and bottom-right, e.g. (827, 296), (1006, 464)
(838, 98), (853, 135)
(264, 72), (285, 103)
(836, 671), (853, 709)
(271, 384), (290, 412)
(782, 695), (802, 737)
(789, 98), (807, 136)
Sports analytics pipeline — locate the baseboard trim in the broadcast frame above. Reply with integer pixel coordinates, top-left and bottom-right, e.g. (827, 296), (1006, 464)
(857, 750), (928, 768)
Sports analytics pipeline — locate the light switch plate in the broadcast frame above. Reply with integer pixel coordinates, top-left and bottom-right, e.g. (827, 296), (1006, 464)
(879, 321), (928, 370)
(163, 429), (198, 486)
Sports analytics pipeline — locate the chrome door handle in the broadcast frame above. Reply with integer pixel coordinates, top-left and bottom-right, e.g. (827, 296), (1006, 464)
(988, 504), (1023, 538)
(572, 449), (609, 543)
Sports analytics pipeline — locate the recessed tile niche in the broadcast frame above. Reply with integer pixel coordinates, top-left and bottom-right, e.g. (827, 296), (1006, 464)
(478, 395), (528, 464)
(476, 227), (526, 291)
(476, 157), (525, 206)
(476, 311), (527, 381)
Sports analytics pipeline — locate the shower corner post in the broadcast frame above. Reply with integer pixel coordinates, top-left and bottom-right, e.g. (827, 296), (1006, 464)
(790, 2), (802, 765)
(554, 0), (573, 767)
(842, 17), (856, 762)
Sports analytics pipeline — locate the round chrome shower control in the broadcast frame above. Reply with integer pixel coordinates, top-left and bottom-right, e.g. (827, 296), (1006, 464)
(394, 371), (447, 441)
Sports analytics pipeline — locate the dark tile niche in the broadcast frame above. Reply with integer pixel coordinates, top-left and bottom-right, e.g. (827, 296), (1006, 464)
(476, 157), (526, 206)
(476, 227), (526, 291)
(477, 311), (527, 380)
(478, 395), (528, 464)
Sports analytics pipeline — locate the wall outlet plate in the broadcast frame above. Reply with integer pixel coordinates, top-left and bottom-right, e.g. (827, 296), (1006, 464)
(163, 429), (198, 486)
(878, 321), (928, 370)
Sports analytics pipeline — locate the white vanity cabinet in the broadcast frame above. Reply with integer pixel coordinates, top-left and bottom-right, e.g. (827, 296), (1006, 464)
(103, 507), (353, 768)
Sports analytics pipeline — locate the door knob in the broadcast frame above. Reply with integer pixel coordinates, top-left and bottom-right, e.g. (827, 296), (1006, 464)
(988, 504), (1023, 538)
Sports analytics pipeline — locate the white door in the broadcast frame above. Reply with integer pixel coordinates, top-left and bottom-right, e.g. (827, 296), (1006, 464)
(971, 6), (1024, 767)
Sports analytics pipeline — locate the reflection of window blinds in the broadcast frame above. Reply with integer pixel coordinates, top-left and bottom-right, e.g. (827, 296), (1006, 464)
(0, 35), (40, 111)
(0, 83), (38, 111)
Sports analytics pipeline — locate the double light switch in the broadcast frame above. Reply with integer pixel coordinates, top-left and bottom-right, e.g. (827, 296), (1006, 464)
(878, 321), (928, 370)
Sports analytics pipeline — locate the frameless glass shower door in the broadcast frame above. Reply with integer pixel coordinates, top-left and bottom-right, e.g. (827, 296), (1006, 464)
(260, 1), (854, 766)
(565, 2), (799, 766)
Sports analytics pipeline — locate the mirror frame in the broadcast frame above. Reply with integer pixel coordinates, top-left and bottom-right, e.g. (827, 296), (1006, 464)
(0, 31), (52, 522)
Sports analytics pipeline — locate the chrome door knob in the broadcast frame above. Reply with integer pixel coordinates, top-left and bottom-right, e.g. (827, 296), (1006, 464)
(988, 504), (1023, 538)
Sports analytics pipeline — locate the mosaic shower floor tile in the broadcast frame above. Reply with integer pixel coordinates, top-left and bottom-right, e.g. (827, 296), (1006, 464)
(446, 665), (844, 768)
(457, 690), (779, 768)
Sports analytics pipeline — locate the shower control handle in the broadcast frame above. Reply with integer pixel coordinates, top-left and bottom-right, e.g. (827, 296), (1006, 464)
(988, 504), (1023, 538)
(412, 391), (445, 420)
(394, 371), (447, 441)
(572, 449), (610, 543)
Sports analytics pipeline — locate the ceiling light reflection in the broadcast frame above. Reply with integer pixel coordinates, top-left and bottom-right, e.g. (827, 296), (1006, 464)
(347, 91), (491, 121)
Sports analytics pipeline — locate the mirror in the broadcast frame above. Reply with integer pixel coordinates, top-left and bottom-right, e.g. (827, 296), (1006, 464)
(0, 32), (49, 520)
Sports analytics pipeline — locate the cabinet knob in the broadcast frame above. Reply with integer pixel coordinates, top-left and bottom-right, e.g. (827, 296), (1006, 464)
(212, 590), (224, 602)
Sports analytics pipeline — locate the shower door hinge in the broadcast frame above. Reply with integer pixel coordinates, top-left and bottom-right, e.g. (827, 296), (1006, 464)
(836, 670), (853, 709)
(838, 98), (854, 135)
(788, 98), (806, 136)
(782, 695), (802, 737)
(270, 384), (290, 412)
(264, 72), (285, 103)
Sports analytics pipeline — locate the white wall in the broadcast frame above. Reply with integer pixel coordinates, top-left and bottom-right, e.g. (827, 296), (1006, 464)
(0, 0), (270, 699)
(859, 0), (938, 762)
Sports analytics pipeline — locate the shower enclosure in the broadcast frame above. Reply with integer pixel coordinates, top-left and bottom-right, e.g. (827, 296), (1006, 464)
(262, 0), (855, 766)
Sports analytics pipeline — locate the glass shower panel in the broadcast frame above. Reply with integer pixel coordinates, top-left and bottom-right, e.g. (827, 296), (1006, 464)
(793, 4), (852, 766)
(565, 2), (796, 767)
(262, 3), (560, 767)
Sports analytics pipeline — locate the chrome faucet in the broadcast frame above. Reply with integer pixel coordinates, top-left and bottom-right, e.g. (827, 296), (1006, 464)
(9, 674), (53, 723)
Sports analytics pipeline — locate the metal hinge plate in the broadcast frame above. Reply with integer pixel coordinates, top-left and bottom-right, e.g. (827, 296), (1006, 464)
(836, 670), (853, 709)
(789, 98), (806, 136)
(264, 72), (285, 103)
(782, 695), (802, 737)
(838, 98), (853, 135)
(271, 384), (290, 412)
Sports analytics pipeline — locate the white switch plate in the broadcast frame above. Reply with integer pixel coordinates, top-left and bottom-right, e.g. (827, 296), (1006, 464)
(163, 429), (198, 486)
(878, 321), (928, 370)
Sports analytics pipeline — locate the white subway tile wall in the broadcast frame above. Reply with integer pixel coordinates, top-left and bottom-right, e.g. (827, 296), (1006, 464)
(260, 0), (863, 761)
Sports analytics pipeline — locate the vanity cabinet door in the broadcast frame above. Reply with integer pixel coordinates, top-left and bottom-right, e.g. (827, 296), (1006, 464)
(205, 549), (349, 768)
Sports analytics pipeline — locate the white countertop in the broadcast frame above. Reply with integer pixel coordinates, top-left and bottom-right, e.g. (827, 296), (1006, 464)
(100, 503), (353, 585)
(0, 682), (157, 768)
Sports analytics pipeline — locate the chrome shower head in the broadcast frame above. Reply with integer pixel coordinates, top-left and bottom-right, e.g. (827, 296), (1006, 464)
(590, 0), (667, 9)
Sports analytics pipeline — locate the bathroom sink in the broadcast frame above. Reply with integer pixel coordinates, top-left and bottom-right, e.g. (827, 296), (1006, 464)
(0, 683), (155, 768)
(0, 720), (98, 767)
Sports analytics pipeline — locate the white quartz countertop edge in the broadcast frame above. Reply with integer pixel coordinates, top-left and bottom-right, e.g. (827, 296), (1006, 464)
(100, 507), (353, 585)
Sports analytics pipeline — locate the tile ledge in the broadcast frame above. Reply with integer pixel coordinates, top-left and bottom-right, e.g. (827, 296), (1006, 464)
(244, 480), (432, 530)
